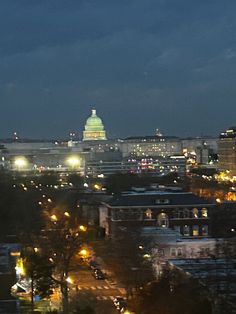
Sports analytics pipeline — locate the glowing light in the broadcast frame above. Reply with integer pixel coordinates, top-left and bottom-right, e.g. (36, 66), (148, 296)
(14, 157), (28, 169)
(80, 249), (87, 255)
(15, 258), (25, 276)
(79, 249), (90, 258)
(79, 225), (87, 232)
(66, 156), (80, 167)
(11, 251), (20, 257)
(94, 184), (101, 190)
(64, 211), (70, 217)
(51, 215), (58, 222)
(216, 198), (221, 203)
(66, 277), (73, 284)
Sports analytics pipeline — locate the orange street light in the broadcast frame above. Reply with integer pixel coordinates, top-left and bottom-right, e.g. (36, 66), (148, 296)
(79, 225), (87, 232)
(51, 214), (58, 222)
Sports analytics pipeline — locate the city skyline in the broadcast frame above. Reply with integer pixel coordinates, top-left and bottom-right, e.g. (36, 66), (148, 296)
(1, 0), (236, 138)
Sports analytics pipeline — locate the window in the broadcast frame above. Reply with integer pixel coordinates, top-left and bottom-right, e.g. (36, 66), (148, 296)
(201, 208), (208, 218)
(145, 209), (153, 220)
(155, 199), (170, 204)
(177, 248), (183, 256)
(174, 225), (181, 234)
(172, 209), (179, 219)
(183, 208), (189, 218)
(111, 208), (143, 221)
(157, 213), (169, 228)
(202, 225), (208, 236)
(192, 225), (199, 236)
(170, 248), (176, 257)
(183, 225), (190, 236)
(192, 208), (198, 218)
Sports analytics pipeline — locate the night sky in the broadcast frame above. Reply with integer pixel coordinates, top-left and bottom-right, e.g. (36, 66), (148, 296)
(0, 0), (236, 139)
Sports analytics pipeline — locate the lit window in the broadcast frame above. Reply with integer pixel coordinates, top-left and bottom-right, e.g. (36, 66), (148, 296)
(192, 208), (198, 218)
(202, 225), (208, 236)
(201, 208), (208, 218)
(157, 213), (169, 228)
(192, 225), (199, 236)
(145, 209), (153, 220)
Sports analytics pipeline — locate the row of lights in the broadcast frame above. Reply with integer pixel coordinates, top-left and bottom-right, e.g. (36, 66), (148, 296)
(13, 156), (82, 169)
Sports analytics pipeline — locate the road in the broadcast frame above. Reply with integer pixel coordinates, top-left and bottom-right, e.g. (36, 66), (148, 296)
(69, 267), (126, 313)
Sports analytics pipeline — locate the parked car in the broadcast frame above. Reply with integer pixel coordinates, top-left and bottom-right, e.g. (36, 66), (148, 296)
(92, 268), (105, 280)
(113, 297), (127, 311)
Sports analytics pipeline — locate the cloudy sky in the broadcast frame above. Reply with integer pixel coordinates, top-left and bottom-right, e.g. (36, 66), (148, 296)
(0, 0), (236, 139)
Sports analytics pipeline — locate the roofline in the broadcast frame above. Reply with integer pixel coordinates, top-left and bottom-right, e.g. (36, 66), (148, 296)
(103, 203), (214, 209)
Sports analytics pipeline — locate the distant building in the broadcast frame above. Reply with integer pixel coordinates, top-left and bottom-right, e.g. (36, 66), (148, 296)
(83, 109), (107, 141)
(218, 127), (236, 176)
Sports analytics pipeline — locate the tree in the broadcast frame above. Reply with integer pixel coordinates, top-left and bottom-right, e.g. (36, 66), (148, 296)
(39, 211), (88, 314)
(130, 267), (212, 314)
(95, 229), (154, 298)
(23, 247), (54, 308)
(105, 173), (144, 194)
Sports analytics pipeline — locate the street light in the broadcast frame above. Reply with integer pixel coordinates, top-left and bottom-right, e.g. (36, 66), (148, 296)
(66, 156), (80, 168)
(79, 225), (87, 232)
(14, 157), (28, 170)
(64, 211), (70, 218)
(79, 249), (88, 256)
(66, 277), (73, 284)
(51, 214), (58, 222)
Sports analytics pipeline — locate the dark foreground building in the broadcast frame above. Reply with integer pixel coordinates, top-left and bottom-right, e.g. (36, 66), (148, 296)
(100, 189), (214, 237)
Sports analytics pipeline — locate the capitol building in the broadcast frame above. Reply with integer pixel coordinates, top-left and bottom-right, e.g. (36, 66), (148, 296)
(0, 108), (218, 177)
(83, 109), (107, 141)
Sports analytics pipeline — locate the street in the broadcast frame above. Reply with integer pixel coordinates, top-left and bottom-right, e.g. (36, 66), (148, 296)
(69, 267), (126, 313)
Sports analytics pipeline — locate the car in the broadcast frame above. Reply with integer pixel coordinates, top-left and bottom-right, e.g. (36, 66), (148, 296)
(92, 268), (105, 280)
(113, 297), (127, 311)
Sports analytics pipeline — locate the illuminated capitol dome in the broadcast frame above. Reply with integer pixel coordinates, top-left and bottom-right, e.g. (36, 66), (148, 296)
(83, 108), (107, 141)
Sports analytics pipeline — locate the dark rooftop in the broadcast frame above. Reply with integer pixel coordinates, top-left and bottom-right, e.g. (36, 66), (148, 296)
(106, 191), (213, 207)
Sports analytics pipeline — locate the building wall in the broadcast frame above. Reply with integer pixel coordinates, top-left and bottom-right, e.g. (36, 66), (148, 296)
(102, 204), (212, 238)
(218, 137), (236, 175)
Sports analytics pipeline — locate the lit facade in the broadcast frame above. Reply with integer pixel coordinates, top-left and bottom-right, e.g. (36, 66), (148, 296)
(218, 127), (236, 176)
(83, 109), (107, 141)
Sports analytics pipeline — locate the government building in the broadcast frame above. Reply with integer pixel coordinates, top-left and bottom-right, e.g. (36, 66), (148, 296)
(0, 108), (219, 177)
(83, 109), (107, 141)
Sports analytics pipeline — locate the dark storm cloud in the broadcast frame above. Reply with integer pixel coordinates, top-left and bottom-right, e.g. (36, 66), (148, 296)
(0, 0), (236, 138)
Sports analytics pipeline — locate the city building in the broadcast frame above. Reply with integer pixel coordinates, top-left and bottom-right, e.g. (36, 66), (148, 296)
(121, 136), (182, 157)
(100, 189), (214, 237)
(83, 109), (107, 141)
(0, 109), (220, 178)
(218, 127), (236, 176)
